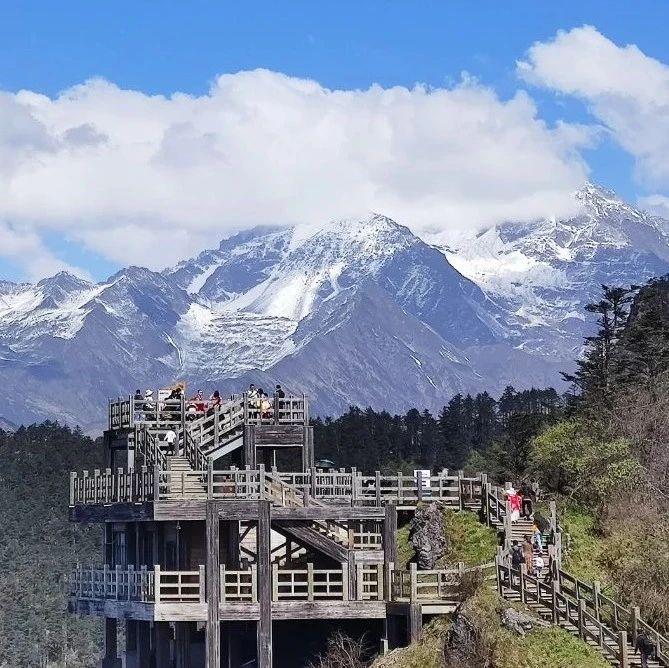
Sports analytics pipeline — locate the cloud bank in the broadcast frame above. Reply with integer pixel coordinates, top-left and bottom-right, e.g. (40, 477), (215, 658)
(0, 69), (591, 277)
(519, 25), (669, 215)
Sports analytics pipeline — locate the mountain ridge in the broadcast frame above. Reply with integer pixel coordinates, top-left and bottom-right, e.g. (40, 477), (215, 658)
(1, 183), (666, 430)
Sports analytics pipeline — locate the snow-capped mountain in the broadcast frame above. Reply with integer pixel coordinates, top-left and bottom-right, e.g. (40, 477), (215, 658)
(1, 185), (666, 430)
(440, 183), (669, 360)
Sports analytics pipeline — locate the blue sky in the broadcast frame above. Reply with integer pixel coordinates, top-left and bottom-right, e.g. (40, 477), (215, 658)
(1, 2), (668, 281)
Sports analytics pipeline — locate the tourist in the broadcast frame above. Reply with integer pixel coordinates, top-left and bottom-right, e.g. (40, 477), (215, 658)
(190, 389), (206, 414)
(520, 481), (533, 518)
(532, 524), (543, 555)
(511, 541), (524, 580)
(209, 390), (221, 408)
(143, 389), (155, 420)
(636, 631), (655, 668)
(164, 429), (177, 456)
(133, 389), (143, 421)
(248, 384), (259, 418)
(523, 536), (534, 574)
(274, 384), (285, 399)
(507, 487), (521, 523)
(533, 554), (545, 579)
(260, 391), (272, 419)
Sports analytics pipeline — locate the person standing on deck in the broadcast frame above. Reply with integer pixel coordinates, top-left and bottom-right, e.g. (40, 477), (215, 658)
(209, 390), (221, 409)
(164, 429), (178, 456)
(636, 631), (655, 668)
(522, 536), (534, 574)
(274, 384), (285, 399)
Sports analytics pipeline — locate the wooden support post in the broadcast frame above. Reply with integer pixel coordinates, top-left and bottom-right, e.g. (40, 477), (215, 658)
(631, 606), (639, 646)
(351, 467), (358, 506)
(384, 504), (398, 564)
(519, 564), (526, 603)
(409, 562), (418, 602)
(457, 470), (464, 510)
(618, 631), (629, 668)
(257, 500), (272, 668)
(593, 580), (601, 621)
(125, 620), (138, 668)
(244, 425), (257, 469)
(310, 467), (317, 500)
(136, 621), (151, 668)
(552, 581), (560, 624)
(175, 622), (191, 668)
(100, 618), (121, 668)
(347, 553), (356, 601)
(302, 426), (314, 472)
(155, 621), (171, 668)
(578, 599), (586, 640)
(385, 614), (399, 651)
(206, 503), (221, 668)
(375, 471), (381, 507)
(408, 603), (422, 644)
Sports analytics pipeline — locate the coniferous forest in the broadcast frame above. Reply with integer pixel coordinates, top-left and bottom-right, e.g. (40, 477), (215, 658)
(3, 274), (669, 665)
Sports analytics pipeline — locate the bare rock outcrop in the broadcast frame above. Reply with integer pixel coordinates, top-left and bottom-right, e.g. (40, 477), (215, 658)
(409, 502), (448, 569)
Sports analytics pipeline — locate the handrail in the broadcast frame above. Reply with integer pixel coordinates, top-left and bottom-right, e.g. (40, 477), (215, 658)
(68, 564), (204, 604)
(497, 558), (669, 667)
(70, 468), (490, 507)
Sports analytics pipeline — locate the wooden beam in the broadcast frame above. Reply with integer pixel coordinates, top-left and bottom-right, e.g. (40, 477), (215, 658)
(257, 500), (272, 668)
(408, 603), (422, 643)
(175, 621), (191, 668)
(244, 426), (257, 468)
(272, 507), (385, 520)
(276, 521), (348, 563)
(384, 504), (398, 564)
(70, 502), (154, 523)
(206, 502), (221, 668)
(155, 621), (171, 668)
(137, 621), (151, 667)
(100, 617), (121, 668)
(302, 426), (314, 471)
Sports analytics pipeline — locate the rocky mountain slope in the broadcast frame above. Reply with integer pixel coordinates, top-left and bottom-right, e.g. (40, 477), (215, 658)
(1, 186), (666, 430)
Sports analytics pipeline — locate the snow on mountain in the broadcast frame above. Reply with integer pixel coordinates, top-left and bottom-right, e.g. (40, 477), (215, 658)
(1, 184), (667, 429)
(439, 183), (669, 358)
(167, 226), (294, 301)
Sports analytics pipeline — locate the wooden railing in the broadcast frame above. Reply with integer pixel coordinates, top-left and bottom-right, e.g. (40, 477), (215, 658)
(272, 564), (349, 601)
(109, 392), (308, 434)
(70, 467), (154, 505)
(69, 565), (204, 603)
(109, 395), (185, 431)
(134, 427), (166, 469)
(391, 562), (461, 602)
(221, 566), (258, 602)
(154, 566), (205, 603)
(497, 559), (669, 667)
(71, 467), (490, 507)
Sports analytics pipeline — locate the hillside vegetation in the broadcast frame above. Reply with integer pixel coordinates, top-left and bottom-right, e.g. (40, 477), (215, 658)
(0, 423), (103, 668)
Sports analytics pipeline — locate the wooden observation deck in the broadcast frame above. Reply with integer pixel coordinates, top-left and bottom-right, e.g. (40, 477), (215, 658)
(69, 388), (495, 667)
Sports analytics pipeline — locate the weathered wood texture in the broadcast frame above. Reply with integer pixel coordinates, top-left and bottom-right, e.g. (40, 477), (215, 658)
(205, 503), (220, 668)
(257, 500), (272, 668)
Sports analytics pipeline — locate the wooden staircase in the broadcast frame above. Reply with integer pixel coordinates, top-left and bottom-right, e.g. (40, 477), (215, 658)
(161, 455), (207, 500)
(499, 572), (661, 667)
(484, 484), (666, 667)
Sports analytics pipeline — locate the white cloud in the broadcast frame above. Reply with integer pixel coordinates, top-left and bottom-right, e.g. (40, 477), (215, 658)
(0, 222), (87, 282)
(0, 69), (592, 277)
(518, 25), (669, 191)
